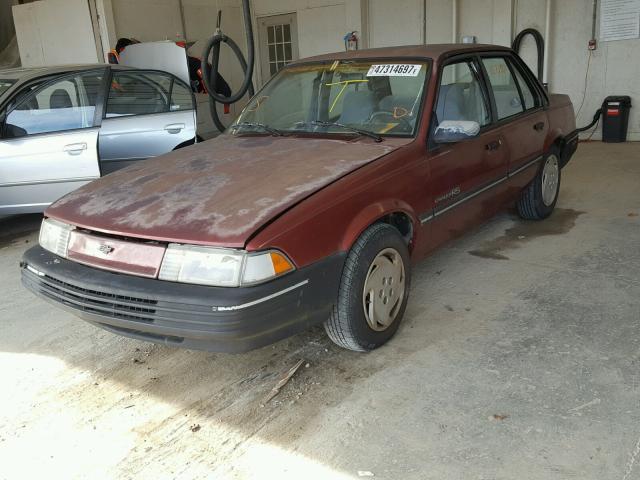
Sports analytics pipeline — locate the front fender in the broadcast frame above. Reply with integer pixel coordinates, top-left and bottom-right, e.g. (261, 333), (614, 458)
(339, 199), (419, 252)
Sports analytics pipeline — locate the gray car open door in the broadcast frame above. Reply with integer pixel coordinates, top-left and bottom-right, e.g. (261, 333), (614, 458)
(0, 69), (104, 214)
(98, 69), (197, 173)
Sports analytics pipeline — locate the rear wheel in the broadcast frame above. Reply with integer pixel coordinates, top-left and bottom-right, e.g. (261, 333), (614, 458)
(517, 150), (561, 220)
(324, 223), (411, 352)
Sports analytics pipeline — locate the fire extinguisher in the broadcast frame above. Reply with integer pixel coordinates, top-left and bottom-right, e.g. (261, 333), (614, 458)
(344, 31), (359, 51)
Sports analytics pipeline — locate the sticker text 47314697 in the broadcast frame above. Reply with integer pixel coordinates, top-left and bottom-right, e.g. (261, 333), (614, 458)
(366, 64), (422, 77)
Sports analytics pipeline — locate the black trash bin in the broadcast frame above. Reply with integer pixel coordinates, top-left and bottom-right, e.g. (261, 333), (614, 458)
(602, 96), (632, 143)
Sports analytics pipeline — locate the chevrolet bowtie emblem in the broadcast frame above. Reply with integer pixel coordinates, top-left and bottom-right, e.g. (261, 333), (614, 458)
(98, 244), (114, 255)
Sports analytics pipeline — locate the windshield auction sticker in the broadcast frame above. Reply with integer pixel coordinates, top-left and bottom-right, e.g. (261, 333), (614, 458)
(366, 64), (422, 77)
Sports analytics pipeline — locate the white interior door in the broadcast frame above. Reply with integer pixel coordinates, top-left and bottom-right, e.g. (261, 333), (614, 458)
(12, 0), (99, 68)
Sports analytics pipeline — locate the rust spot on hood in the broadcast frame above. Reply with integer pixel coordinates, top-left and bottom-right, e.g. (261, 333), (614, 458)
(47, 134), (405, 247)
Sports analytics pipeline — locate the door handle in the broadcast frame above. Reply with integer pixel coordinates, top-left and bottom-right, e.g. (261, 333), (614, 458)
(485, 139), (501, 151)
(533, 121), (545, 131)
(164, 123), (185, 134)
(63, 142), (87, 155)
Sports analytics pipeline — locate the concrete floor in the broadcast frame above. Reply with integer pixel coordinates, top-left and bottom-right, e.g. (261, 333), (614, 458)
(0, 142), (639, 479)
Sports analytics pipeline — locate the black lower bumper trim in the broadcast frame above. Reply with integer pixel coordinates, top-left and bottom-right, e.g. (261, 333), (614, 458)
(21, 246), (344, 353)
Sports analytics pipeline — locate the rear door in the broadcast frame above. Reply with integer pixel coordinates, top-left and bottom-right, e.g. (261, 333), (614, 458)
(0, 69), (104, 214)
(479, 55), (547, 177)
(98, 70), (197, 174)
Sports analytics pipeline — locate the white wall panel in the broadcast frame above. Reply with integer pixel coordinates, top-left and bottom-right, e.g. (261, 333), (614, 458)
(13, 0), (99, 67)
(111, 0), (184, 42)
(298, 4), (346, 56)
(368, 0), (423, 47)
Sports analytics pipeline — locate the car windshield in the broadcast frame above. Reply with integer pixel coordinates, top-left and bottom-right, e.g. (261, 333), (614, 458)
(0, 79), (16, 97)
(231, 60), (429, 138)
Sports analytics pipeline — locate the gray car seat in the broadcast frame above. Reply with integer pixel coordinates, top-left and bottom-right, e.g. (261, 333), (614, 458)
(50, 89), (73, 109)
(435, 83), (465, 122)
(338, 90), (377, 124)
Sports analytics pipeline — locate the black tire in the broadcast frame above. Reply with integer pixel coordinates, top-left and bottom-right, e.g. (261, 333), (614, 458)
(517, 149), (561, 220)
(324, 223), (411, 352)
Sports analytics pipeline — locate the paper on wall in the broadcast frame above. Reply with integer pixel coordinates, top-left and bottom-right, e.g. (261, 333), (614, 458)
(600, 0), (640, 42)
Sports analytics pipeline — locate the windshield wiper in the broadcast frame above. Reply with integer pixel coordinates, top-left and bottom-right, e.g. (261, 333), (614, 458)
(295, 120), (383, 142)
(229, 122), (285, 136)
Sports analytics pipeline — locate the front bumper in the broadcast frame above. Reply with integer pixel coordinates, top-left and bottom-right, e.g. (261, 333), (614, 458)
(21, 246), (344, 353)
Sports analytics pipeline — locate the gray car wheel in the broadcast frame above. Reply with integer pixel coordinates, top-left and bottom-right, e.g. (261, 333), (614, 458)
(517, 149), (562, 220)
(324, 223), (411, 352)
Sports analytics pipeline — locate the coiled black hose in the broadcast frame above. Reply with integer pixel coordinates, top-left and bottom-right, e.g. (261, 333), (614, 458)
(512, 28), (545, 84)
(201, 0), (255, 133)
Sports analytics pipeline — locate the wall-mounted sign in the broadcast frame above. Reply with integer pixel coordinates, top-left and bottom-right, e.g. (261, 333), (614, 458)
(600, 0), (640, 42)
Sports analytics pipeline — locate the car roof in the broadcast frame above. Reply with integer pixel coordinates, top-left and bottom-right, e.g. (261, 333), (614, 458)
(0, 64), (140, 106)
(0, 63), (136, 82)
(292, 43), (513, 64)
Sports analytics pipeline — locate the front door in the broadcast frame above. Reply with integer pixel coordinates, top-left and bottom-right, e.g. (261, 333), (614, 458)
(425, 58), (508, 249)
(0, 70), (104, 214)
(99, 70), (197, 174)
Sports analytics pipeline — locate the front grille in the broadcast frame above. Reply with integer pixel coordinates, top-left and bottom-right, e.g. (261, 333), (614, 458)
(33, 271), (157, 323)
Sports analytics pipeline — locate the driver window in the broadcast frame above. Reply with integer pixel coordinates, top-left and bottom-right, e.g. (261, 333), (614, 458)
(3, 72), (101, 138)
(436, 61), (490, 126)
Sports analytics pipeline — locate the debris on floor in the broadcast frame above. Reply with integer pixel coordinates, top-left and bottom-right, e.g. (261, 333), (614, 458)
(263, 359), (305, 404)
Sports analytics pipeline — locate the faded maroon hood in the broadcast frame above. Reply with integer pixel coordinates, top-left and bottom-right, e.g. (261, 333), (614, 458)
(46, 134), (404, 247)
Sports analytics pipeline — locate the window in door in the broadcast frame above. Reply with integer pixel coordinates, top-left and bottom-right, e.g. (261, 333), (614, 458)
(170, 80), (194, 112)
(508, 59), (538, 110)
(107, 72), (174, 117)
(258, 14), (299, 80)
(482, 57), (526, 120)
(3, 71), (102, 138)
(435, 60), (490, 127)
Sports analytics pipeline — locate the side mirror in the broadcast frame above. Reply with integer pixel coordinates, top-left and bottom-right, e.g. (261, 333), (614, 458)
(3, 123), (27, 139)
(433, 120), (480, 143)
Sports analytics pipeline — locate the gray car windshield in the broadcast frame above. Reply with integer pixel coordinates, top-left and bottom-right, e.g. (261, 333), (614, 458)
(232, 60), (429, 137)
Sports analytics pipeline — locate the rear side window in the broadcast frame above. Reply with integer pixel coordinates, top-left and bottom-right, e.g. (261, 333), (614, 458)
(509, 59), (538, 110)
(107, 72), (170, 117)
(482, 57), (524, 120)
(170, 80), (193, 112)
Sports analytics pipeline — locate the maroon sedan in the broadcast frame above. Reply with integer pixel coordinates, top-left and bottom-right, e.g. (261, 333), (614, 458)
(21, 44), (578, 353)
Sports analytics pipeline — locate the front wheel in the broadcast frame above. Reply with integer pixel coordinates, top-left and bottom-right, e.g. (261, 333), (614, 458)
(324, 223), (411, 352)
(517, 150), (561, 220)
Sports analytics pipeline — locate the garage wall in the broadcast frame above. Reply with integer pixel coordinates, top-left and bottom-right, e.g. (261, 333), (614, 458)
(515, 0), (640, 140)
(13, 0), (101, 67)
(252, 1), (351, 58)
(368, 0), (424, 47)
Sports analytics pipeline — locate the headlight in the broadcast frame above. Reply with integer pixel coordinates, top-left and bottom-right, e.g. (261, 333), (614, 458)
(158, 244), (294, 287)
(39, 218), (75, 258)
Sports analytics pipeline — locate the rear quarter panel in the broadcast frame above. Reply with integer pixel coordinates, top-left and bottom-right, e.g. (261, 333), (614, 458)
(545, 93), (576, 149)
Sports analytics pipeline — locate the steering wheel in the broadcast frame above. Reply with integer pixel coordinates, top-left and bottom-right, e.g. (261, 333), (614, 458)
(366, 110), (413, 132)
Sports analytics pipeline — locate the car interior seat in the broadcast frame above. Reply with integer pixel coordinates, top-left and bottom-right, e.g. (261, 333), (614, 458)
(50, 89), (73, 109)
(338, 90), (377, 124)
(435, 83), (466, 123)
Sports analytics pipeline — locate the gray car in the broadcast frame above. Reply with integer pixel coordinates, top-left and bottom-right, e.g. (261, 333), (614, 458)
(0, 64), (197, 214)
